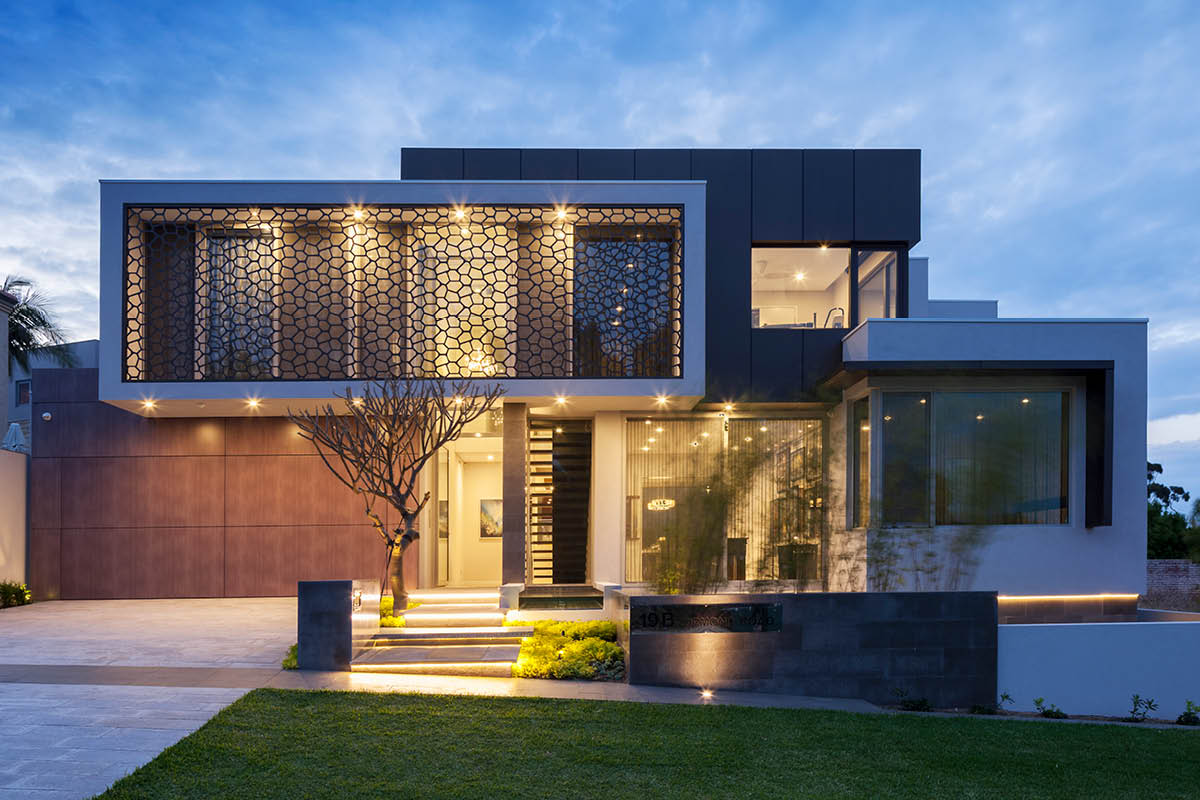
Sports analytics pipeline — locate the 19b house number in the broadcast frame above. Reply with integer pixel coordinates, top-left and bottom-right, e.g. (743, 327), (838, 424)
(635, 610), (674, 630)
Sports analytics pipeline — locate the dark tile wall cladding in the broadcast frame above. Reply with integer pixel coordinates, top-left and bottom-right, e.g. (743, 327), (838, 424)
(614, 591), (997, 708)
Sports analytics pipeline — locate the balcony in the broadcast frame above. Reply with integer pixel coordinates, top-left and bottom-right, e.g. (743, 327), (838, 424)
(123, 204), (683, 383)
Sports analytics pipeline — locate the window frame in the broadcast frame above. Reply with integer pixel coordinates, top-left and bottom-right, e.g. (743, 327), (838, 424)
(868, 378), (1081, 529)
(749, 243), (910, 331)
(15, 379), (31, 407)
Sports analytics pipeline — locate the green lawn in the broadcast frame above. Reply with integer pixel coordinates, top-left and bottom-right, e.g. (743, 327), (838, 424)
(99, 689), (1198, 800)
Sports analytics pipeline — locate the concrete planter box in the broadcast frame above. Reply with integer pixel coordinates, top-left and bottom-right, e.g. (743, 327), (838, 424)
(611, 590), (997, 708)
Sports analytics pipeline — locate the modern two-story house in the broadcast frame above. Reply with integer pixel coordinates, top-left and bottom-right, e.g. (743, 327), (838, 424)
(25, 148), (1146, 611)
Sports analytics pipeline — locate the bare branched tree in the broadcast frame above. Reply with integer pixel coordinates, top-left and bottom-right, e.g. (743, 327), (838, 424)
(289, 377), (504, 605)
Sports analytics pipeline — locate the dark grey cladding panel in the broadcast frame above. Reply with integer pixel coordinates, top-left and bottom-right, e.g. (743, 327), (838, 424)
(634, 149), (691, 179)
(751, 149), (804, 242)
(692, 149), (752, 398)
(750, 329), (806, 402)
(30, 368), (99, 404)
(578, 149), (636, 180)
(399, 148), (463, 180)
(520, 149), (578, 180)
(802, 150), (854, 242)
(854, 149), (921, 245)
(463, 148), (522, 180)
(802, 330), (846, 394)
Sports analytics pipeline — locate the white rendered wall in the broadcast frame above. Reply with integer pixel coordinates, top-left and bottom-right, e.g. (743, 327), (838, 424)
(843, 319), (1147, 595)
(0, 450), (26, 584)
(999, 622), (1200, 718)
(590, 412), (624, 586)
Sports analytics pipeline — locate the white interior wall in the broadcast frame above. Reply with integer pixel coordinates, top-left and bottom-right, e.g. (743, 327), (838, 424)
(449, 454), (503, 586)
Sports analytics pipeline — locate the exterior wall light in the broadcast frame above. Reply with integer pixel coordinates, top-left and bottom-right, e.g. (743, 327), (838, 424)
(655, 395), (669, 407)
(555, 396), (567, 406)
(352, 208), (365, 220)
(723, 403), (734, 412)
(41, 412), (52, 422)
(246, 398), (261, 410)
(141, 399), (156, 411)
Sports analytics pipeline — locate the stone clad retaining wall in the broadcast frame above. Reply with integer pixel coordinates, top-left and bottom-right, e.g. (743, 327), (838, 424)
(1147, 559), (1200, 594)
(612, 591), (997, 708)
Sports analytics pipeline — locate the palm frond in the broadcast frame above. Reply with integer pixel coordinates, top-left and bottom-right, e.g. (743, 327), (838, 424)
(4, 274), (77, 371)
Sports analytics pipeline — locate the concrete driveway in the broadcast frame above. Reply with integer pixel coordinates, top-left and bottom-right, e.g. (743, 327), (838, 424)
(0, 597), (296, 667)
(0, 598), (296, 799)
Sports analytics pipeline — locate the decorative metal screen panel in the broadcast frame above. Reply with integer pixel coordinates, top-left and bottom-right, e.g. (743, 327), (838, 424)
(123, 205), (682, 381)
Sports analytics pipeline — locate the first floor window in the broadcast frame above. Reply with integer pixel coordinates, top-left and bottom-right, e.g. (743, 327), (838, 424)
(879, 390), (1069, 526)
(15, 380), (31, 406)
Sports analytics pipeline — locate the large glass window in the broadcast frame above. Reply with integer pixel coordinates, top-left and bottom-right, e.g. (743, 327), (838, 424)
(751, 247), (850, 329)
(852, 398), (870, 527)
(856, 250), (898, 321)
(880, 393), (931, 525)
(878, 391), (1069, 526)
(625, 416), (824, 588)
(934, 392), (1069, 525)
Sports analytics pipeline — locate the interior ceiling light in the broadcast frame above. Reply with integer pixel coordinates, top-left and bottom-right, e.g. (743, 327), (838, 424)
(723, 403), (734, 412)
(655, 395), (669, 406)
(555, 396), (567, 406)
(556, 209), (567, 220)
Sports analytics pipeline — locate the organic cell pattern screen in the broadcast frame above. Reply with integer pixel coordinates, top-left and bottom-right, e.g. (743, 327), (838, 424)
(124, 205), (682, 381)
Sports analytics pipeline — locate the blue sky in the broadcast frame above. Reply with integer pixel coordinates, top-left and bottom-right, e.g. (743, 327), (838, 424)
(2, 0), (1199, 499)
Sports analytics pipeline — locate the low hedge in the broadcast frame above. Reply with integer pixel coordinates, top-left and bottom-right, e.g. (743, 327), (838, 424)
(0, 581), (31, 609)
(510, 619), (624, 680)
(378, 596), (421, 628)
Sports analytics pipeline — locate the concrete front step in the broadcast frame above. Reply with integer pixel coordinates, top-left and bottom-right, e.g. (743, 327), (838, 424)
(350, 661), (514, 677)
(407, 590), (500, 606)
(402, 605), (506, 628)
(355, 643), (520, 665)
(365, 626), (532, 647)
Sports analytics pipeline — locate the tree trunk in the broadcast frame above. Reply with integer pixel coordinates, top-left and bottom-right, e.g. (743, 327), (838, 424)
(387, 516), (420, 608)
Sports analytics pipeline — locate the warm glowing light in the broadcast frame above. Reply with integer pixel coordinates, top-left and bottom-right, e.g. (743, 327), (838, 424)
(759, 425), (768, 432)
(919, 398), (927, 404)
(976, 414), (985, 421)
(655, 427), (664, 433)
(459, 226), (470, 236)
(641, 446), (649, 451)
(454, 209), (465, 220)
(723, 403), (734, 412)
(644, 420), (651, 425)
(556, 209), (567, 220)
(474, 432), (482, 438)
(246, 398), (261, 409)
(690, 441), (699, 447)
(655, 395), (669, 406)
(1022, 398), (1030, 404)
(453, 396), (464, 405)
(701, 689), (714, 699)
(555, 427), (563, 434)
(860, 424), (870, 432)
(700, 431), (710, 438)
(141, 399), (156, 410)
(351, 397), (364, 407)
(793, 271), (806, 281)
(487, 454), (495, 461)
(883, 415), (892, 422)
(819, 243), (829, 250)
(998, 593), (1139, 601)
(352, 208), (365, 220)
(555, 396), (567, 406)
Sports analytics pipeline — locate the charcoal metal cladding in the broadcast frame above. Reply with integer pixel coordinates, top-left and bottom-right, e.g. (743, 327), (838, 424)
(123, 205), (683, 381)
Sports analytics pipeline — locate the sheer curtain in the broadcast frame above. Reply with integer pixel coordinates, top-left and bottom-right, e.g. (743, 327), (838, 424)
(204, 231), (276, 380)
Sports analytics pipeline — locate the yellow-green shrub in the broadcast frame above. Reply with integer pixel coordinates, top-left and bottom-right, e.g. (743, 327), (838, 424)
(510, 619), (624, 680)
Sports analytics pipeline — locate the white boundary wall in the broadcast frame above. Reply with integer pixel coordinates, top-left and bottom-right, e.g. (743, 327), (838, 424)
(998, 622), (1200, 718)
(0, 449), (26, 583)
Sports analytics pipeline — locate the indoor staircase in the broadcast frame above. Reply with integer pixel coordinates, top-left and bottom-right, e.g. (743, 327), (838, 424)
(351, 589), (530, 677)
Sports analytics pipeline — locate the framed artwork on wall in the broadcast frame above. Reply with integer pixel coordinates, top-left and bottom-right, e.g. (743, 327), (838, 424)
(480, 499), (503, 538)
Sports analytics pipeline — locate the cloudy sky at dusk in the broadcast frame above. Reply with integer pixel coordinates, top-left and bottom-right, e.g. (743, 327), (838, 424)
(3, 1), (1198, 497)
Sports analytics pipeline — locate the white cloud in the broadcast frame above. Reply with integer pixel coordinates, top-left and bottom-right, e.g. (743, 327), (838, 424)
(1148, 412), (1200, 447)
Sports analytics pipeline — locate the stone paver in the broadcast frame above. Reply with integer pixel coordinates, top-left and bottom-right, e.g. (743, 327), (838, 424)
(0, 683), (246, 799)
(0, 598), (296, 667)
